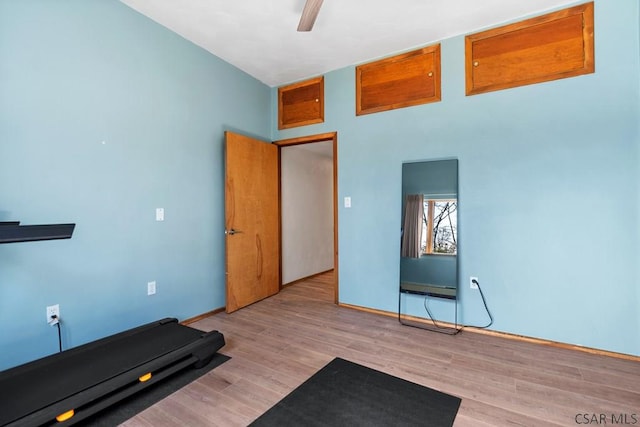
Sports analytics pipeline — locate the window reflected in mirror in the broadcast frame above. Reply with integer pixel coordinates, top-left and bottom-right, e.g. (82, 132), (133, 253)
(422, 199), (457, 255)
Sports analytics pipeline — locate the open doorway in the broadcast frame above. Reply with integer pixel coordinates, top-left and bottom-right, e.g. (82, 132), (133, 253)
(275, 132), (338, 303)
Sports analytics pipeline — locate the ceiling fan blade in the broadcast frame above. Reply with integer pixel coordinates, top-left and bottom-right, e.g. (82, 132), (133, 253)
(297, 0), (324, 32)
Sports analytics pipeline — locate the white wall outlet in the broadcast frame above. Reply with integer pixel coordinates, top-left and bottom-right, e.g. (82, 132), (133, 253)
(46, 304), (60, 324)
(344, 196), (351, 208)
(155, 208), (164, 221)
(470, 276), (479, 290)
(147, 281), (156, 295)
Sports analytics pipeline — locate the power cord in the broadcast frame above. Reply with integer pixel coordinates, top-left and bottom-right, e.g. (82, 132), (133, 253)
(418, 278), (493, 330)
(50, 314), (63, 352)
(465, 278), (493, 329)
(423, 295), (454, 330)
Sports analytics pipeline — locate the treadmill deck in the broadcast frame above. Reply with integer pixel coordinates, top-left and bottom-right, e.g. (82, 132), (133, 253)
(0, 318), (225, 426)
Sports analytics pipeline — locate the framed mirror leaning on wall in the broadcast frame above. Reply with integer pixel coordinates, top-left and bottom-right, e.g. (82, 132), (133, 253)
(399, 159), (460, 334)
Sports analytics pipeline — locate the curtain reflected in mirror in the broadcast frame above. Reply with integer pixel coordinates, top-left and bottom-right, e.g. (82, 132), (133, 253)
(400, 159), (458, 299)
(400, 194), (424, 258)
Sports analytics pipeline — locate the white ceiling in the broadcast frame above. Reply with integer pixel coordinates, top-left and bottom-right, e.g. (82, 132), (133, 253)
(120, 0), (579, 88)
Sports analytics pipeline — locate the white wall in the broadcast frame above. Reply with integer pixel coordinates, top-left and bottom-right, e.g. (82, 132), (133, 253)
(281, 143), (334, 283)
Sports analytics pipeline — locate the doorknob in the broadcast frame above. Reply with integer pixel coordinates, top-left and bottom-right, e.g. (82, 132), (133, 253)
(225, 228), (242, 235)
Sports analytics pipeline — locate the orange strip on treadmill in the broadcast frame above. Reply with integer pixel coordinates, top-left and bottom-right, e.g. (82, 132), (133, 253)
(56, 409), (74, 422)
(138, 373), (152, 382)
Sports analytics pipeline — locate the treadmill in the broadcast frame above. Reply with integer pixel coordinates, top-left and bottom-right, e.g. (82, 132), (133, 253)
(0, 318), (225, 426)
(1, 222), (225, 425)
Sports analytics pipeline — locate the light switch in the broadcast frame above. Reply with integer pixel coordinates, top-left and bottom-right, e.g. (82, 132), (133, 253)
(156, 208), (164, 221)
(344, 197), (351, 208)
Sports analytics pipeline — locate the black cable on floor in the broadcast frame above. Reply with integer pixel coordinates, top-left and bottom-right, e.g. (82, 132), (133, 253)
(423, 295), (453, 330)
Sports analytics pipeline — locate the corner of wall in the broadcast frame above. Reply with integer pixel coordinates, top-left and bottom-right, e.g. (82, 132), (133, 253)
(269, 86), (278, 141)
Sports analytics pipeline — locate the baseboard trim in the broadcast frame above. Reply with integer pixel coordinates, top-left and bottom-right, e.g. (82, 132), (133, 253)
(181, 307), (225, 325)
(339, 302), (640, 363)
(282, 269), (334, 288)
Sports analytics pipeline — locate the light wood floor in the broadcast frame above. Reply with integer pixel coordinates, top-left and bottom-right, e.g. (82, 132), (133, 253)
(123, 271), (640, 426)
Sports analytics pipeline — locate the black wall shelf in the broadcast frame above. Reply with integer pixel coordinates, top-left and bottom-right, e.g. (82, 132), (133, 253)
(0, 222), (76, 244)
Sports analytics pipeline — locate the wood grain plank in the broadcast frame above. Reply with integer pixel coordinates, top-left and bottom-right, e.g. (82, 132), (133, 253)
(466, 2), (594, 95)
(278, 76), (324, 129)
(122, 271), (639, 427)
(357, 45), (440, 115)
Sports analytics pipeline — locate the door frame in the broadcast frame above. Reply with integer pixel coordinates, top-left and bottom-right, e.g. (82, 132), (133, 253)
(274, 132), (339, 304)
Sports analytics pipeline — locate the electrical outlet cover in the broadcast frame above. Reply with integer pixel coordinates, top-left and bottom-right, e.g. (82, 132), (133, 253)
(46, 304), (60, 324)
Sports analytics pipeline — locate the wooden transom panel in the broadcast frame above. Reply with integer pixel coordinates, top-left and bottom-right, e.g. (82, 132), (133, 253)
(278, 76), (324, 129)
(465, 2), (594, 95)
(356, 44), (441, 116)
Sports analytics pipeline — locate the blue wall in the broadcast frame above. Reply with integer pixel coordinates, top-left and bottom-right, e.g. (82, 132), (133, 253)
(402, 160), (457, 198)
(0, 1), (270, 370)
(0, 0), (638, 371)
(274, 0), (640, 356)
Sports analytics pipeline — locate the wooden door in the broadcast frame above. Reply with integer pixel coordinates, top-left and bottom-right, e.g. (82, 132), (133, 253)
(224, 131), (280, 313)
